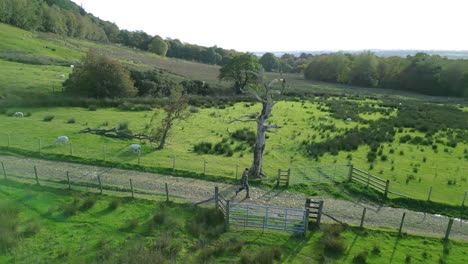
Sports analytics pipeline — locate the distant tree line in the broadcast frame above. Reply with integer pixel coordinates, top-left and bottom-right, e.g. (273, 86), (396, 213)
(0, 0), (236, 64)
(301, 51), (468, 97)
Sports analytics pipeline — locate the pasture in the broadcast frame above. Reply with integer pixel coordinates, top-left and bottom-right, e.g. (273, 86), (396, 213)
(1, 98), (467, 206)
(1, 178), (467, 264)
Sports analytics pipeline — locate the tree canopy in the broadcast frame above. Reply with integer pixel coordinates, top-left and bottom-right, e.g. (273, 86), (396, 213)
(218, 54), (261, 94)
(64, 50), (137, 98)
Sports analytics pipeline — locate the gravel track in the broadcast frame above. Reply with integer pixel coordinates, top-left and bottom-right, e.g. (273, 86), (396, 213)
(1, 155), (466, 241)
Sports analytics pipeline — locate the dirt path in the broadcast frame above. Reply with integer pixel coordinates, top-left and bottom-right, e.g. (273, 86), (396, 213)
(1, 155), (467, 241)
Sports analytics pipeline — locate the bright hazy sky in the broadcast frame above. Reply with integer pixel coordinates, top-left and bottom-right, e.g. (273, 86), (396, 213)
(71, 0), (468, 52)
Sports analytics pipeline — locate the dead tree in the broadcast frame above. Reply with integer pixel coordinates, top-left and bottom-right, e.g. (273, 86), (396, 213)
(227, 68), (286, 178)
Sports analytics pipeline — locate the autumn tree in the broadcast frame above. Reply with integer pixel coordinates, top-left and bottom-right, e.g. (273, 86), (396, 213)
(64, 50), (137, 98)
(227, 69), (286, 178)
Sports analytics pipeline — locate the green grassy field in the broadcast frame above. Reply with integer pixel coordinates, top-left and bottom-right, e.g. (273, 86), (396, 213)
(1, 99), (467, 205)
(1, 179), (466, 264)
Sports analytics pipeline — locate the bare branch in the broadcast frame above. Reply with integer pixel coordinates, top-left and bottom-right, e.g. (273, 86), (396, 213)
(265, 124), (282, 129)
(240, 113), (260, 118)
(240, 87), (264, 102)
(226, 118), (257, 124)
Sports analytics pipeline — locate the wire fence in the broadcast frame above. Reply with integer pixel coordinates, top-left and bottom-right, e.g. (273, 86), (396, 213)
(1, 158), (467, 241)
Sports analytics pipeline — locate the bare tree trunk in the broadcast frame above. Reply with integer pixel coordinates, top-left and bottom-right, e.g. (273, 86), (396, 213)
(157, 121), (172, 150)
(250, 119), (266, 177)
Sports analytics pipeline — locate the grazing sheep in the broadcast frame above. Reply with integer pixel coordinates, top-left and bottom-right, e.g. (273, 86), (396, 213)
(129, 144), (141, 152)
(59, 74), (65, 78)
(324, 116), (329, 120)
(70, 65), (74, 69)
(345, 118), (352, 122)
(14, 112), (23, 118)
(54, 136), (69, 144)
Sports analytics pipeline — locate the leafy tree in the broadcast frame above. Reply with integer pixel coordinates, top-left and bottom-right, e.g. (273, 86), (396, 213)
(219, 54), (261, 94)
(259, 53), (279, 72)
(349, 51), (378, 87)
(148, 36), (168, 56)
(148, 90), (190, 150)
(64, 50), (137, 98)
(401, 53), (442, 95)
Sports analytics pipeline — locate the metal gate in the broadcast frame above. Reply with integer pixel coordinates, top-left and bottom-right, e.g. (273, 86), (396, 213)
(287, 164), (352, 185)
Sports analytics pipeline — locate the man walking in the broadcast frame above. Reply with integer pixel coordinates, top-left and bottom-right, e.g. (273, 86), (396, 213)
(235, 168), (250, 198)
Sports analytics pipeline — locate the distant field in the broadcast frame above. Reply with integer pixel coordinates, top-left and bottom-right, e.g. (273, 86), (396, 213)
(1, 99), (467, 205)
(1, 178), (466, 263)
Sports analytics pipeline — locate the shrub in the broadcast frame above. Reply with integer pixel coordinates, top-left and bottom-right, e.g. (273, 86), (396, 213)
(185, 207), (225, 239)
(23, 221), (41, 237)
(367, 151), (377, 162)
(0, 200), (20, 251)
(43, 115), (55, 122)
(61, 203), (78, 216)
(380, 155), (388, 161)
(108, 199), (121, 210)
(123, 218), (139, 231)
(67, 118), (76, 124)
(81, 195), (98, 210)
(88, 105), (98, 111)
(24, 112), (32, 117)
(353, 251), (368, 263)
(231, 128), (256, 145)
(189, 106), (199, 113)
(193, 142), (212, 154)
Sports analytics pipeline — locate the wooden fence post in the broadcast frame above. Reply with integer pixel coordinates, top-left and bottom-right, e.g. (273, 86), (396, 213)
(463, 191), (467, 207)
(276, 169), (281, 187)
(165, 183), (169, 202)
(130, 179), (134, 198)
(66, 171), (71, 190)
(34, 166), (39, 185)
(226, 200), (230, 231)
(203, 159), (207, 175)
(348, 164), (354, 182)
(304, 209), (310, 235)
(286, 168), (291, 186)
(70, 142), (73, 156)
(214, 186), (219, 209)
(97, 175), (103, 194)
(445, 218), (454, 241)
(427, 186), (433, 201)
(1, 162), (6, 179)
(384, 180), (390, 198)
(172, 155), (176, 171)
(360, 207), (367, 229)
(398, 212), (406, 236)
(317, 200), (323, 226)
(305, 198), (311, 209)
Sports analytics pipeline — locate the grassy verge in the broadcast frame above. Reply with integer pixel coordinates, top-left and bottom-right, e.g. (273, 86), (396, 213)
(1, 179), (467, 264)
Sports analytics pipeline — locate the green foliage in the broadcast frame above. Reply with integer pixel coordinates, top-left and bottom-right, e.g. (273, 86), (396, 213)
(322, 224), (347, 257)
(66, 117), (76, 124)
(219, 54), (261, 94)
(259, 52), (280, 72)
(304, 51), (468, 97)
(64, 50), (137, 98)
(42, 114), (54, 122)
(0, 200), (20, 251)
(148, 36), (168, 56)
(185, 207), (225, 239)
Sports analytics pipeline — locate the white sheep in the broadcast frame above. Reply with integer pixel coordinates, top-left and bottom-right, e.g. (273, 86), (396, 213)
(70, 65), (74, 69)
(324, 116), (329, 120)
(14, 112), (23, 118)
(345, 118), (352, 122)
(59, 74), (65, 78)
(54, 136), (69, 144)
(129, 144), (141, 152)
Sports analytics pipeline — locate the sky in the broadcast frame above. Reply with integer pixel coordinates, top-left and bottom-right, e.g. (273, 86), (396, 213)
(71, 0), (468, 52)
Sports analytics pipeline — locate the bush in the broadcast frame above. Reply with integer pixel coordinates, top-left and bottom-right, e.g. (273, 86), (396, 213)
(88, 105), (98, 111)
(123, 218), (139, 231)
(189, 106), (199, 113)
(193, 142), (212, 154)
(322, 224), (347, 256)
(0, 200), (20, 251)
(24, 112), (32, 117)
(67, 118), (76, 124)
(108, 198), (121, 210)
(81, 195), (98, 210)
(353, 251), (368, 263)
(185, 207), (225, 239)
(43, 115), (55, 122)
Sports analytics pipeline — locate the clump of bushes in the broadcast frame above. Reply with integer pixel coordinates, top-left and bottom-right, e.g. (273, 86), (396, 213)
(118, 102), (152, 111)
(193, 140), (234, 156)
(0, 200), (21, 251)
(88, 105), (98, 111)
(321, 224), (347, 257)
(108, 198), (121, 210)
(239, 246), (282, 264)
(67, 118), (76, 124)
(353, 251), (368, 263)
(185, 207), (225, 239)
(81, 195), (98, 210)
(43, 115), (55, 122)
(231, 128), (256, 145)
